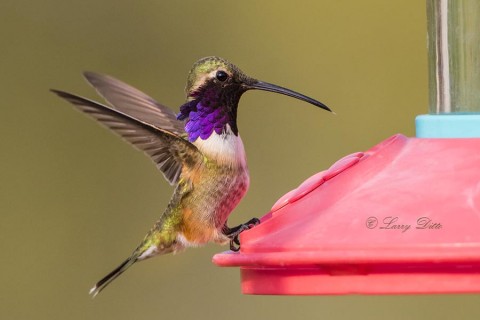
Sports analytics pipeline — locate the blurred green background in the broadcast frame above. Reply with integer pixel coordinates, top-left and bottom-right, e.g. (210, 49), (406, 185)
(2, 0), (479, 319)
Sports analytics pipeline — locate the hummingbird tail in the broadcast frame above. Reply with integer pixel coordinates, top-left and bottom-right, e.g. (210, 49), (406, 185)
(89, 256), (137, 298)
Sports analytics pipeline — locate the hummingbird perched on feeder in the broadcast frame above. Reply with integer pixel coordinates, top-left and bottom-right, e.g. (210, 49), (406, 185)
(51, 56), (332, 297)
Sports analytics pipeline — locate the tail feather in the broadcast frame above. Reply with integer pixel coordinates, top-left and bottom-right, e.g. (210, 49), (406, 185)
(89, 257), (137, 298)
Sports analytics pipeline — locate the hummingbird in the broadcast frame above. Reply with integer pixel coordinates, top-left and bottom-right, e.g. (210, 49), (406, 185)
(51, 56), (332, 297)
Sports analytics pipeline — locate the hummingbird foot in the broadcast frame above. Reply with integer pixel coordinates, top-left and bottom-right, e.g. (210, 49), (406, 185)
(223, 218), (260, 252)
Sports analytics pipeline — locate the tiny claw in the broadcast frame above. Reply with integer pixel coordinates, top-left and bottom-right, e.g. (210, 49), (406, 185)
(230, 239), (240, 252)
(246, 217), (261, 228)
(224, 217), (261, 252)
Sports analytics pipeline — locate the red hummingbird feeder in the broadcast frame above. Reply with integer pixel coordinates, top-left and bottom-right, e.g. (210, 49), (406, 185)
(212, 0), (480, 294)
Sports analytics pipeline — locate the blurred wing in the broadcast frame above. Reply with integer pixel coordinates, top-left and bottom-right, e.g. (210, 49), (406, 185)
(51, 89), (201, 185)
(83, 72), (186, 135)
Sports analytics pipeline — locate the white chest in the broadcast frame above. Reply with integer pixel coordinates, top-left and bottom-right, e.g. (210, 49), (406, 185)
(193, 125), (247, 168)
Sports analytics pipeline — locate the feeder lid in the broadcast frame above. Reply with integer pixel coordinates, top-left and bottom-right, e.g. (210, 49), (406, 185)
(213, 134), (480, 294)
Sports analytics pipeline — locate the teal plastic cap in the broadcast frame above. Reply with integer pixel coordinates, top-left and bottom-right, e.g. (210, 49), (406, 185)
(416, 114), (480, 138)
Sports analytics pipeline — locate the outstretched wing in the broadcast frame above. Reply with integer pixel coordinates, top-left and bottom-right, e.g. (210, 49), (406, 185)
(83, 72), (186, 136)
(51, 90), (202, 185)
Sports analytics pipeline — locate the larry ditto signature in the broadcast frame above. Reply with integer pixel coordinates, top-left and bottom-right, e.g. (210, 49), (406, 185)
(366, 216), (442, 233)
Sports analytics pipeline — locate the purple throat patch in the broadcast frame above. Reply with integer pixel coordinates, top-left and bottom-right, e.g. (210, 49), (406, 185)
(177, 99), (232, 142)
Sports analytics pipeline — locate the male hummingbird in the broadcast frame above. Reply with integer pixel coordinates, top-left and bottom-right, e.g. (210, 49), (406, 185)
(51, 56), (331, 297)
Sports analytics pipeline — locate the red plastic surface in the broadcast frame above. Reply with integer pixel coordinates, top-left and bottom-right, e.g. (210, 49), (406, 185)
(213, 134), (480, 294)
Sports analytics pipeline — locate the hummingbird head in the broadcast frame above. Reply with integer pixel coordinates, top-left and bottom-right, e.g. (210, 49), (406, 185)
(177, 56), (331, 142)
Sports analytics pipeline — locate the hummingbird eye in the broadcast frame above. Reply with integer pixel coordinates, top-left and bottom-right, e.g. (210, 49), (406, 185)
(215, 70), (228, 82)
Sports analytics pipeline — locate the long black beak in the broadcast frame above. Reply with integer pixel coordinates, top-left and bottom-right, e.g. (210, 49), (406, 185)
(247, 81), (332, 113)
